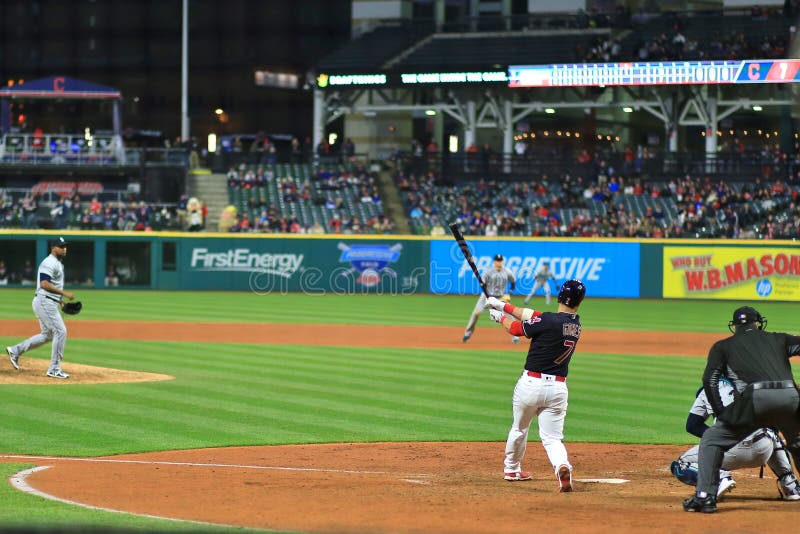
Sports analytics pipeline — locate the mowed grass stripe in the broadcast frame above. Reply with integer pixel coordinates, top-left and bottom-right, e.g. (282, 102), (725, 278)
(2, 337), (723, 454)
(3, 289), (797, 332)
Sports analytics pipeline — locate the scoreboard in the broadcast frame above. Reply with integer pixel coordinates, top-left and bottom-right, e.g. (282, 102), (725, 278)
(508, 60), (800, 88)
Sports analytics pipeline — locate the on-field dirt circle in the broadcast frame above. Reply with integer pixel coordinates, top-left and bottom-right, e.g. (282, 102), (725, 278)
(2, 320), (797, 533)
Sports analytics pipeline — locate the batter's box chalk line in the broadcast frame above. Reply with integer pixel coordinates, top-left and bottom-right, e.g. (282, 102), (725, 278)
(574, 478), (630, 484)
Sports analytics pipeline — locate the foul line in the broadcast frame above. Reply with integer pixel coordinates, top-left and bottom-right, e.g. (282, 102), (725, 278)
(0, 454), (431, 476)
(9, 466), (225, 529)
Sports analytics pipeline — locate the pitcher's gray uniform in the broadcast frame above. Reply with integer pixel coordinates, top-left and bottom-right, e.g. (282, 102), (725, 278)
(524, 262), (556, 305)
(6, 237), (73, 378)
(463, 254), (517, 343)
(670, 379), (799, 498)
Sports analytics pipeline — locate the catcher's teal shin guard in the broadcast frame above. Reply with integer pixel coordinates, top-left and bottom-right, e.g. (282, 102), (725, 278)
(671, 460), (699, 486)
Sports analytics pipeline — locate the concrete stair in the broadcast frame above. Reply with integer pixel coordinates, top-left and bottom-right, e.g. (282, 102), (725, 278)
(186, 171), (229, 231)
(376, 163), (410, 234)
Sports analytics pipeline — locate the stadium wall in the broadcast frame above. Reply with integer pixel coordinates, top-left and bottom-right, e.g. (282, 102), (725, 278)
(1, 231), (798, 301)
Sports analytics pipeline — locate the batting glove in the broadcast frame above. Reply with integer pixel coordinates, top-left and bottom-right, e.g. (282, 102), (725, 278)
(485, 297), (505, 310)
(489, 309), (504, 323)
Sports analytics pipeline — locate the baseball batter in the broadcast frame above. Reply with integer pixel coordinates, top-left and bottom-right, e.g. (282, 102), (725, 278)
(523, 262), (556, 305)
(462, 254), (518, 344)
(670, 379), (800, 500)
(6, 237), (75, 379)
(485, 279), (586, 492)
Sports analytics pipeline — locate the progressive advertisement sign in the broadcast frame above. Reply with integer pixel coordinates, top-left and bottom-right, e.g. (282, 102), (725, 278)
(663, 246), (800, 301)
(429, 240), (640, 298)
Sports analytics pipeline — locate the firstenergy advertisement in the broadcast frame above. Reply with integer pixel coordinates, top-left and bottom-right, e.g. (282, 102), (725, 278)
(663, 247), (800, 301)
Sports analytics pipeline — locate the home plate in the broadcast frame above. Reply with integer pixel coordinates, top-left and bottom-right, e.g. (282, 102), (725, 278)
(575, 478), (629, 484)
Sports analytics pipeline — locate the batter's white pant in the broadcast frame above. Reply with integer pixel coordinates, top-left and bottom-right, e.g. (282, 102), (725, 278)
(10, 296), (67, 371)
(525, 280), (552, 304)
(504, 371), (570, 475)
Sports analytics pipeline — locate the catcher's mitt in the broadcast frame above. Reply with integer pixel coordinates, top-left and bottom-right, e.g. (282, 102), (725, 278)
(62, 301), (82, 315)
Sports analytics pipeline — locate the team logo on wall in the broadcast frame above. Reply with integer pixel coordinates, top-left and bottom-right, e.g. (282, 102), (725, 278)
(338, 243), (403, 287)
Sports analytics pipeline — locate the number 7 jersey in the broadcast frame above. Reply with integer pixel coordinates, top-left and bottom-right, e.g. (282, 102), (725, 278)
(521, 311), (582, 377)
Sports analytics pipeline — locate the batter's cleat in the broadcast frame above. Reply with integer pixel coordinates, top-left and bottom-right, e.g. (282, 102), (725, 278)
(46, 369), (70, 379)
(717, 477), (736, 499)
(778, 480), (800, 501)
(683, 493), (717, 513)
(462, 334), (471, 343)
(556, 464), (573, 492)
(522, 297), (530, 305)
(6, 347), (19, 370)
(504, 471), (532, 481)
(511, 336), (520, 344)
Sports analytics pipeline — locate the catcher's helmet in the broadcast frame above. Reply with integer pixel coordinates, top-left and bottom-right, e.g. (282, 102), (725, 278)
(728, 305), (767, 332)
(558, 279), (586, 308)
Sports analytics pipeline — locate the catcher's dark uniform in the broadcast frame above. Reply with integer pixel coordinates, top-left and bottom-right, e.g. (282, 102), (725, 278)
(689, 307), (800, 507)
(504, 310), (581, 485)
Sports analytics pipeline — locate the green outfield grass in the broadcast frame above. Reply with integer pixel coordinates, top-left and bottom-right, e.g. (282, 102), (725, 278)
(1, 288), (799, 332)
(1, 289), (798, 531)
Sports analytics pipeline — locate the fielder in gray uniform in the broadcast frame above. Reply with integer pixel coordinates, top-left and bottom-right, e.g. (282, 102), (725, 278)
(523, 262), (556, 305)
(463, 254), (518, 344)
(670, 379), (799, 500)
(6, 237), (75, 379)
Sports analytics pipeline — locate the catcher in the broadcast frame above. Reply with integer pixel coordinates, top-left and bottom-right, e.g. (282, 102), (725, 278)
(462, 254), (518, 344)
(6, 237), (82, 379)
(670, 378), (800, 501)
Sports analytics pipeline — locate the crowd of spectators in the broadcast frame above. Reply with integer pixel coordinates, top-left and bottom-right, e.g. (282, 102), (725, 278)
(0, 190), (190, 232)
(397, 159), (800, 240)
(576, 7), (790, 64)
(225, 162), (393, 234)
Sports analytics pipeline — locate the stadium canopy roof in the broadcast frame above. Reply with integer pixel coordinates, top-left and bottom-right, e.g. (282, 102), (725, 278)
(0, 76), (121, 99)
(1, 77), (123, 136)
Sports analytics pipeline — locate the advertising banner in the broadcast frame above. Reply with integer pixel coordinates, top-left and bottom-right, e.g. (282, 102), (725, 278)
(179, 237), (429, 293)
(663, 246), (800, 301)
(429, 239), (640, 298)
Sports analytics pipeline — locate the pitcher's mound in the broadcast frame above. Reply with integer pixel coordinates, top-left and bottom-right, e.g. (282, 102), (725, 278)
(0, 358), (174, 385)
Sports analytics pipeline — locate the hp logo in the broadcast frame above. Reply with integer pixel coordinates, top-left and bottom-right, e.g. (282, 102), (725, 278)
(756, 279), (773, 298)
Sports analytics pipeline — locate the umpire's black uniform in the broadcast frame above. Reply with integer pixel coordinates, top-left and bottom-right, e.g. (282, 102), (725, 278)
(685, 306), (800, 512)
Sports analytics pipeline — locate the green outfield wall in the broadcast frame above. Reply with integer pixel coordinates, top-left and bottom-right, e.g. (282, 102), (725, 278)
(1, 231), (798, 300)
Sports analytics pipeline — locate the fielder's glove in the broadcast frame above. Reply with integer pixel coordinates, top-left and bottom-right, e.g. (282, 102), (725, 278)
(489, 309), (504, 323)
(62, 301), (82, 315)
(485, 296), (506, 310)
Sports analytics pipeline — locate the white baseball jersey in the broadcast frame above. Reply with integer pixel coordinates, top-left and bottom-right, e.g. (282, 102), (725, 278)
(35, 254), (64, 301)
(690, 381), (735, 418)
(534, 265), (555, 283)
(483, 267), (515, 297)
(691, 381), (763, 442)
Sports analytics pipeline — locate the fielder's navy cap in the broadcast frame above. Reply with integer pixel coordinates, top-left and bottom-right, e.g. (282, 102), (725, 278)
(49, 237), (68, 248)
(493, 254), (503, 261)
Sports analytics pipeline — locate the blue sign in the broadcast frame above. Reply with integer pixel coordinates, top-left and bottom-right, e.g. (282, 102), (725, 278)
(756, 279), (773, 298)
(430, 240), (640, 298)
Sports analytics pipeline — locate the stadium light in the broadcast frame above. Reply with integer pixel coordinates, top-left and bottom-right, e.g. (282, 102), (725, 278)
(448, 135), (459, 153)
(214, 108), (224, 115)
(622, 107), (633, 113)
(752, 105), (763, 111)
(544, 108), (555, 114)
(425, 109), (437, 116)
(208, 133), (217, 153)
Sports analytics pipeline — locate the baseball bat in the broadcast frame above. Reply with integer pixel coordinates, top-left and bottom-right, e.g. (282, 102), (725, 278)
(449, 222), (489, 298)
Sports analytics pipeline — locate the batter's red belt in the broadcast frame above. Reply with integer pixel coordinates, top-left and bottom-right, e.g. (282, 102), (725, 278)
(526, 371), (566, 382)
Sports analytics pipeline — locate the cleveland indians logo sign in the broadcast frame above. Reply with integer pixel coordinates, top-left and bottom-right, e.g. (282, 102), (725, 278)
(337, 243), (403, 287)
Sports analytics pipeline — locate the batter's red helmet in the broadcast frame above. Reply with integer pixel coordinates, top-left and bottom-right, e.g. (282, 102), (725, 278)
(558, 279), (585, 308)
